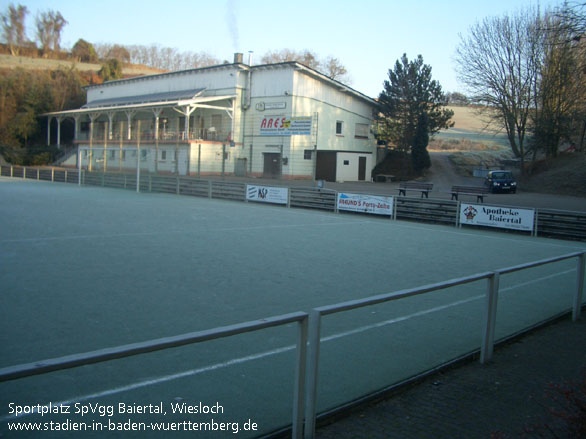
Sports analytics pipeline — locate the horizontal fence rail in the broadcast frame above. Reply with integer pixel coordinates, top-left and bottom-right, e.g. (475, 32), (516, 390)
(1, 164), (586, 241)
(302, 250), (585, 438)
(1, 248), (583, 438)
(0, 312), (309, 439)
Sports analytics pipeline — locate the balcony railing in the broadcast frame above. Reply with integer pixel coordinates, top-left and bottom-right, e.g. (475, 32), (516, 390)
(76, 128), (230, 143)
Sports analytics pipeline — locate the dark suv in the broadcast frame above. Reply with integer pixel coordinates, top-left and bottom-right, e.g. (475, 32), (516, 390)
(484, 170), (517, 193)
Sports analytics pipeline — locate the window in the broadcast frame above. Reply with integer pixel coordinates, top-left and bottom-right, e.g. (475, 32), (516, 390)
(304, 150), (313, 160)
(161, 150), (167, 161)
(343, 160), (350, 165)
(336, 121), (343, 135)
(110, 150), (116, 159)
(355, 123), (369, 139)
(141, 150), (147, 160)
(122, 151), (126, 160)
(83, 150), (88, 158)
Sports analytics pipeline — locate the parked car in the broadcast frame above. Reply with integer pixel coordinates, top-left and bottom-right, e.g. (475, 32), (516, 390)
(484, 170), (517, 193)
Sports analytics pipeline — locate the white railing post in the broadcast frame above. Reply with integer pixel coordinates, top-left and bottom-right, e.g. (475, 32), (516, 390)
(573, 252), (585, 321)
(78, 148), (82, 186)
(480, 272), (500, 364)
(292, 316), (308, 439)
(304, 310), (322, 439)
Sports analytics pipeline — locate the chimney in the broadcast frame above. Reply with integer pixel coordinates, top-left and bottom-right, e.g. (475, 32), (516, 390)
(234, 53), (243, 64)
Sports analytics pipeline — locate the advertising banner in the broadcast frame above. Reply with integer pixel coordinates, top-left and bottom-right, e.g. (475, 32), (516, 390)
(246, 185), (289, 205)
(337, 193), (393, 216)
(460, 203), (535, 232)
(259, 116), (312, 136)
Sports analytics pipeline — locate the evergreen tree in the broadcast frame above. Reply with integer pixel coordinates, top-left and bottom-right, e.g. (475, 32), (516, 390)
(377, 54), (453, 161)
(411, 113), (431, 172)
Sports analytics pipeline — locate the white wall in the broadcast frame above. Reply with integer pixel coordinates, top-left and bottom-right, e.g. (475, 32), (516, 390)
(336, 152), (373, 182)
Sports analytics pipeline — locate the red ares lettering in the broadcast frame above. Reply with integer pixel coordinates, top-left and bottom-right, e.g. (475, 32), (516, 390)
(261, 117), (286, 129)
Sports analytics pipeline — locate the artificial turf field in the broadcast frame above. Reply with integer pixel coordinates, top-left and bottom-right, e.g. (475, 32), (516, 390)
(1, 179), (584, 437)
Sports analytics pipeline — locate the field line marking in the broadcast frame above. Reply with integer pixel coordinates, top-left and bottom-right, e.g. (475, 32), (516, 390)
(0, 269), (575, 422)
(0, 221), (371, 244)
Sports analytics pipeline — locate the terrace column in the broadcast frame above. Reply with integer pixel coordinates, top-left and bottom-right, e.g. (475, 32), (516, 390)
(152, 108), (162, 173)
(46, 116), (53, 146)
(73, 115), (81, 141)
(56, 117), (63, 147)
(107, 112), (115, 140)
(88, 113), (99, 172)
(177, 105), (196, 140)
(125, 110), (136, 140)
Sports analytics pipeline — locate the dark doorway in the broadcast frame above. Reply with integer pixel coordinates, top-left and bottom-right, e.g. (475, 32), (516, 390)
(316, 151), (337, 182)
(263, 153), (281, 178)
(358, 156), (367, 181)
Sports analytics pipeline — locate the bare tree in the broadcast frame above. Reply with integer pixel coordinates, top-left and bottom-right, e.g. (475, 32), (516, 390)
(260, 49), (351, 83)
(531, 10), (585, 157)
(35, 9), (67, 53)
(455, 8), (543, 169)
(321, 56), (350, 82)
(1, 4), (28, 56)
(260, 49), (321, 70)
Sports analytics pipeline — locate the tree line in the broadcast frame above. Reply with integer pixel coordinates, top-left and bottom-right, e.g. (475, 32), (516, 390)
(454, 2), (586, 169)
(0, 4), (350, 81)
(376, 2), (585, 176)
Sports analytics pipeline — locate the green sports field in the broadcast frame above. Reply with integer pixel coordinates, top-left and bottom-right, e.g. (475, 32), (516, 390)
(1, 179), (584, 437)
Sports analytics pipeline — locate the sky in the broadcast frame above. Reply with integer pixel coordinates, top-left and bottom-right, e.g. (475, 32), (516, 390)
(12, 0), (564, 98)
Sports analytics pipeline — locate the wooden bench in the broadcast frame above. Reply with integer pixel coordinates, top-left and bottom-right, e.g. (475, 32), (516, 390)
(398, 182), (434, 198)
(373, 174), (396, 183)
(451, 185), (489, 203)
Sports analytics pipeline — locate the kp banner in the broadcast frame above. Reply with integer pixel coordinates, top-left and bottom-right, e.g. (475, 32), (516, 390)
(460, 204), (535, 232)
(337, 193), (393, 216)
(246, 185), (288, 205)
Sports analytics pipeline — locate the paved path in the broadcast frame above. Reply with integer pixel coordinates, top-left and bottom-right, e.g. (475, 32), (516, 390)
(315, 316), (586, 439)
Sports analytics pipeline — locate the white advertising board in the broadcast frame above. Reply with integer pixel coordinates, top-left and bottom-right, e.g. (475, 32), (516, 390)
(259, 116), (312, 136)
(460, 203), (535, 232)
(337, 193), (393, 216)
(246, 185), (288, 205)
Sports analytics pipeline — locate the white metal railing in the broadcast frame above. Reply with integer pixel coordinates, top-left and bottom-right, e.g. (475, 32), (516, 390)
(0, 312), (309, 439)
(0, 250), (583, 438)
(301, 251), (585, 438)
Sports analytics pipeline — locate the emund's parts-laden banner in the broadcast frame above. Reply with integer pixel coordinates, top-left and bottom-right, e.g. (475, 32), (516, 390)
(337, 193), (393, 216)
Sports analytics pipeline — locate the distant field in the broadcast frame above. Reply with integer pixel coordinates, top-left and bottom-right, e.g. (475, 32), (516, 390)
(432, 106), (510, 150)
(0, 54), (164, 76)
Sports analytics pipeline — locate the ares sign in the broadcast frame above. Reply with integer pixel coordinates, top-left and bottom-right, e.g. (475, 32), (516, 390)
(460, 203), (535, 232)
(259, 116), (312, 136)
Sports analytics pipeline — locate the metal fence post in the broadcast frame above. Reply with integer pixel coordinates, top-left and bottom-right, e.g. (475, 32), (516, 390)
(573, 252), (585, 321)
(480, 272), (500, 364)
(292, 315), (308, 439)
(304, 310), (322, 439)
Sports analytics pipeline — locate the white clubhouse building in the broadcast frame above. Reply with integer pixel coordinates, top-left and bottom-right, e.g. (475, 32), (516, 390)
(46, 54), (377, 182)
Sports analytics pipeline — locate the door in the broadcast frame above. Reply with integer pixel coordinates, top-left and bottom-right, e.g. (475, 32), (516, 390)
(358, 156), (367, 181)
(263, 153), (281, 178)
(315, 151), (337, 182)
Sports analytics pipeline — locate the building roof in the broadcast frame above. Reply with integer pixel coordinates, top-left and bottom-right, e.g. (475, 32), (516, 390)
(82, 88), (206, 109)
(84, 60), (378, 106)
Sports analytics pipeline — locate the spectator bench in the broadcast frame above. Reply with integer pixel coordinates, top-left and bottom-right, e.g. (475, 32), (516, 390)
(398, 182), (434, 198)
(450, 185), (489, 203)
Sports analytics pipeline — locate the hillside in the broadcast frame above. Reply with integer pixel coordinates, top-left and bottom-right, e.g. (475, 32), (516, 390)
(0, 53), (165, 77)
